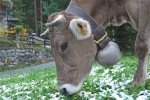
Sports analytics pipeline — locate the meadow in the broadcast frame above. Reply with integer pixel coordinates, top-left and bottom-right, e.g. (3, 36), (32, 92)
(0, 54), (150, 100)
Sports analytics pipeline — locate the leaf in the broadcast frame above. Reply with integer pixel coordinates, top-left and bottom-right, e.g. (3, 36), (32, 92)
(15, 25), (23, 31)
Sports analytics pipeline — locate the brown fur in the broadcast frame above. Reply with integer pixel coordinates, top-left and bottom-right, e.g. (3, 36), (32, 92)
(47, 0), (150, 94)
(48, 12), (97, 87)
(70, 0), (150, 88)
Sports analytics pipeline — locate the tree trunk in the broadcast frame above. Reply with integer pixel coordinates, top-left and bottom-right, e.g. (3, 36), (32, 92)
(40, 0), (43, 34)
(34, 0), (38, 36)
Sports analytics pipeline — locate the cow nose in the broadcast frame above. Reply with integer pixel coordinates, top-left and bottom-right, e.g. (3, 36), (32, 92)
(60, 88), (68, 96)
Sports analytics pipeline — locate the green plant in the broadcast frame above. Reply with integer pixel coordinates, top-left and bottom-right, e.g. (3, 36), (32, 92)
(0, 54), (150, 99)
(42, 0), (70, 16)
(106, 24), (137, 52)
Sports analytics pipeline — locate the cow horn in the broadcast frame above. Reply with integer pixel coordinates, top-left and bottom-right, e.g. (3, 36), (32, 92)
(45, 15), (65, 27)
(45, 21), (60, 27)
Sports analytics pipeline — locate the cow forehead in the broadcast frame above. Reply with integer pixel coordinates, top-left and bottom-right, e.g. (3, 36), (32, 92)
(51, 28), (73, 46)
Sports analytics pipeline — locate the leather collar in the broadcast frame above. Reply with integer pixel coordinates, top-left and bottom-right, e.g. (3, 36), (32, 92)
(66, 3), (97, 31)
(65, 4), (111, 49)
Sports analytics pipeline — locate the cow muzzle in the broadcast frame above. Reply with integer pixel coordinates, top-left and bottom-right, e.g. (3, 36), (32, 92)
(59, 84), (81, 96)
(60, 88), (68, 96)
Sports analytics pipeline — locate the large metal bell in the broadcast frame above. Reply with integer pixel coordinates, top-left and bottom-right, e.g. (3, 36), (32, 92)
(95, 42), (122, 67)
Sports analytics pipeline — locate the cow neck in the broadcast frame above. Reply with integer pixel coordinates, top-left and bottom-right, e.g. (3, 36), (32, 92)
(65, 3), (111, 49)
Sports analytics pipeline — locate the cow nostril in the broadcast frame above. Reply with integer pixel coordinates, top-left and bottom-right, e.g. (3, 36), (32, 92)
(60, 88), (68, 96)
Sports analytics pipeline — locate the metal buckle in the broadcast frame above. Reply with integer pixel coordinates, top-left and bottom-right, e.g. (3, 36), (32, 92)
(92, 31), (108, 44)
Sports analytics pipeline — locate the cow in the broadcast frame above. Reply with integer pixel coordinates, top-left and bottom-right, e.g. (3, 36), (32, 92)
(41, 0), (150, 96)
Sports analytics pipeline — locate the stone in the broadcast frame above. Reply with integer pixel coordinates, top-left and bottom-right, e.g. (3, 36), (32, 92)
(0, 62), (4, 66)
(12, 62), (18, 65)
(0, 48), (54, 67)
(8, 65), (15, 68)
(7, 57), (14, 62)
(49, 57), (54, 61)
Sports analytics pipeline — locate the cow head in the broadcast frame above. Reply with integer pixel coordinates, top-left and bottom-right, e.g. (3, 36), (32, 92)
(46, 11), (97, 95)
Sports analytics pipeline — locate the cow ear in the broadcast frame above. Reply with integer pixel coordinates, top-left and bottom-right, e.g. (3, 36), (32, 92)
(69, 18), (92, 40)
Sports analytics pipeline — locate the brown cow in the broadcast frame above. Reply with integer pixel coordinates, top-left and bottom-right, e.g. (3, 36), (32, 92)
(41, 0), (150, 95)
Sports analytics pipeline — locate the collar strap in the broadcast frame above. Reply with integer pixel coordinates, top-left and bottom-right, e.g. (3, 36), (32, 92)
(93, 31), (108, 44)
(93, 26), (111, 49)
(65, 4), (111, 49)
(66, 3), (97, 31)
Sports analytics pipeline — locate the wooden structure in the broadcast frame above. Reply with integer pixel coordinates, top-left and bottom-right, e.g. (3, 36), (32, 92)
(0, 1), (6, 20)
(0, 0), (13, 20)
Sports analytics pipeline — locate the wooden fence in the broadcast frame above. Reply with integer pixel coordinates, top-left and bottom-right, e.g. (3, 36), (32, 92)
(0, 32), (50, 48)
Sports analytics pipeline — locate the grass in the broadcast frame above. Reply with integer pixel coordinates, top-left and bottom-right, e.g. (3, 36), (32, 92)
(0, 62), (41, 72)
(0, 54), (150, 100)
(0, 37), (15, 44)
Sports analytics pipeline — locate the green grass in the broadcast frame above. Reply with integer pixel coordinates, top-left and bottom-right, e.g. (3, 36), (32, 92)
(0, 54), (150, 100)
(0, 37), (15, 44)
(0, 62), (41, 72)
(0, 67), (58, 100)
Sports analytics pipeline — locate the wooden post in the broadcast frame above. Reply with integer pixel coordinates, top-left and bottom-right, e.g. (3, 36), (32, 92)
(7, 7), (8, 24)
(31, 33), (36, 46)
(16, 31), (20, 48)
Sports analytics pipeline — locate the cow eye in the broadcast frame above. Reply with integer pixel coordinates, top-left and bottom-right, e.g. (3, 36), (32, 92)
(60, 42), (68, 52)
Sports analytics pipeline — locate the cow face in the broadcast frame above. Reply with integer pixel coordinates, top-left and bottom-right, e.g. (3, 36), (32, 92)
(47, 12), (97, 95)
